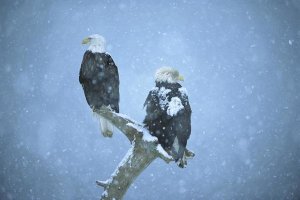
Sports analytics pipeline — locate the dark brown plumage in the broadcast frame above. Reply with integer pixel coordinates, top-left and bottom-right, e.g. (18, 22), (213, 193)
(79, 50), (119, 112)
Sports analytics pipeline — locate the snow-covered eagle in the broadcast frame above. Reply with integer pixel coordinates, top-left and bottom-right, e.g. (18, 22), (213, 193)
(143, 67), (192, 168)
(79, 34), (119, 137)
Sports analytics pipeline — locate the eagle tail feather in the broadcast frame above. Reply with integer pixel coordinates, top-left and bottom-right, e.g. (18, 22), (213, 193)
(171, 137), (187, 168)
(99, 116), (114, 137)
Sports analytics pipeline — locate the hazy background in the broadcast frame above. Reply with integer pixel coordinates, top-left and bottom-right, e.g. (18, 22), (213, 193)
(1, 0), (300, 199)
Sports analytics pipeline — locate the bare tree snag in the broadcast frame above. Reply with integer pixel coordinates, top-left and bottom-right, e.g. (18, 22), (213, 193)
(94, 107), (194, 200)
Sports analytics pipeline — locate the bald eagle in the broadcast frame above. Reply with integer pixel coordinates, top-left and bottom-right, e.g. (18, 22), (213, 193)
(79, 34), (119, 137)
(143, 67), (192, 168)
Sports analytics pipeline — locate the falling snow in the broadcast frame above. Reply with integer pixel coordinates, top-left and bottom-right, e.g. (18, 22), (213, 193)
(1, 0), (300, 200)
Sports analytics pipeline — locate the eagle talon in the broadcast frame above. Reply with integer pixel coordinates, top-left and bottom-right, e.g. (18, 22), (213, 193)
(177, 159), (187, 168)
(102, 130), (113, 138)
(106, 105), (114, 112)
(185, 149), (195, 158)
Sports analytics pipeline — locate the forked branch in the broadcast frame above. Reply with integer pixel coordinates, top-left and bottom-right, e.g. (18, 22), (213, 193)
(93, 107), (194, 200)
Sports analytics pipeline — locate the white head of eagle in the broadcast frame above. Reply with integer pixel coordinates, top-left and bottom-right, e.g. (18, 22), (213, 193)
(143, 66), (191, 168)
(155, 67), (184, 83)
(82, 34), (106, 53)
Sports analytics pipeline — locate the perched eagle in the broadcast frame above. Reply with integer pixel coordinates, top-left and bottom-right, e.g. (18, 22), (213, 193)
(143, 67), (192, 168)
(79, 34), (119, 137)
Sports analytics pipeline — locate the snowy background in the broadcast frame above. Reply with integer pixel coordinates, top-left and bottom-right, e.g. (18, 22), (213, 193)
(1, 0), (300, 199)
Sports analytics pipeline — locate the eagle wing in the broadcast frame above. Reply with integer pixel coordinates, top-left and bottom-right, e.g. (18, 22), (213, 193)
(169, 88), (192, 161)
(143, 89), (164, 131)
(79, 51), (91, 84)
(105, 54), (120, 112)
(174, 90), (192, 143)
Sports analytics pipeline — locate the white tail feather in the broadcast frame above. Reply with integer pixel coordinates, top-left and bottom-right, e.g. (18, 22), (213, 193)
(99, 116), (114, 137)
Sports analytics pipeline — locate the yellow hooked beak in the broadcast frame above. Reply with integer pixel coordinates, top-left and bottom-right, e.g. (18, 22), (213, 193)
(178, 75), (184, 81)
(82, 37), (90, 44)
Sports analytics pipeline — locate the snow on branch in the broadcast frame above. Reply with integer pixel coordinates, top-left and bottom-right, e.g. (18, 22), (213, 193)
(94, 107), (143, 142)
(93, 106), (194, 200)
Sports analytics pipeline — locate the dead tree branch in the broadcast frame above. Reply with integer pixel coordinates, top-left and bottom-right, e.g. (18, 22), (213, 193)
(93, 107), (194, 200)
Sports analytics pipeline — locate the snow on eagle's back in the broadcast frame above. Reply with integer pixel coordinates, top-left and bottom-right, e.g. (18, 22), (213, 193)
(167, 97), (184, 116)
(153, 85), (186, 116)
(154, 86), (171, 109)
(179, 87), (188, 96)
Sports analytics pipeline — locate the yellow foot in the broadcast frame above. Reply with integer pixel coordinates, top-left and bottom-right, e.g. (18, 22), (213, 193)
(102, 130), (113, 138)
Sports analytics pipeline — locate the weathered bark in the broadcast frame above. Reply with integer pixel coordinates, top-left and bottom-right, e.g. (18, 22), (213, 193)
(94, 107), (193, 200)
